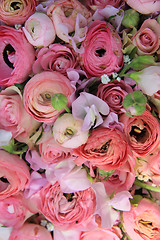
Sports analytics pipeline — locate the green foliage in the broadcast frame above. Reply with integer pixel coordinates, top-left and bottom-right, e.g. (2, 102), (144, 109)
(51, 93), (70, 113)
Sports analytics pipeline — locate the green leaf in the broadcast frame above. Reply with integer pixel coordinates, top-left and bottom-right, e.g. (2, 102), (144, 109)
(51, 93), (70, 113)
(123, 94), (134, 108)
(98, 169), (115, 177)
(1, 139), (15, 153)
(130, 55), (157, 71)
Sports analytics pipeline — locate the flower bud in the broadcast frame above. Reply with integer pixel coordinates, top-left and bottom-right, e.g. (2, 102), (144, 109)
(122, 9), (140, 28)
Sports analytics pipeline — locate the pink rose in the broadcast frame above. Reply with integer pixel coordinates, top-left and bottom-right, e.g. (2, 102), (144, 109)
(123, 198), (160, 240)
(97, 80), (132, 114)
(39, 130), (71, 164)
(103, 158), (135, 195)
(0, 86), (40, 144)
(132, 19), (160, 55)
(9, 223), (53, 240)
(80, 20), (123, 77)
(0, 0), (37, 25)
(0, 193), (31, 228)
(23, 71), (74, 123)
(39, 182), (96, 230)
(33, 43), (78, 75)
(86, 0), (124, 11)
(81, 227), (122, 240)
(0, 150), (30, 200)
(125, 0), (160, 14)
(120, 110), (160, 157)
(74, 127), (131, 171)
(0, 26), (35, 87)
(47, 0), (92, 42)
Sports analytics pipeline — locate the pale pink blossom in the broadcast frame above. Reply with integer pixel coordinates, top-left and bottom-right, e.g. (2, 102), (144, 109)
(125, 0), (160, 14)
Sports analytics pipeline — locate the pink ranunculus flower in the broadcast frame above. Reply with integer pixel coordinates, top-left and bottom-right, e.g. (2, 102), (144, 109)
(80, 20), (124, 77)
(0, 26), (35, 87)
(125, 0), (160, 14)
(39, 130), (72, 164)
(23, 12), (56, 48)
(0, 86), (40, 144)
(97, 80), (133, 114)
(33, 43), (79, 75)
(74, 127), (131, 171)
(0, 193), (32, 228)
(80, 227), (122, 240)
(39, 182), (96, 230)
(9, 223), (53, 240)
(86, 0), (124, 11)
(132, 19), (160, 55)
(0, 0), (37, 26)
(23, 71), (74, 123)
(120, 110), (160, 157)
(0, 150), (30, 200)
(123, 198), (160, 240)
(47, 0), (92, 43)
(103, 157), (135, 195)
(53, 113), (89, 148)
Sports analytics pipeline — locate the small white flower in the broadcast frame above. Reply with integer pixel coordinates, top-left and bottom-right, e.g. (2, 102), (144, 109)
(40, 220), (47, 227)
(123, 55), (131, 64)
(15, 24), (22, 29)
(116, 77), (121, 82)
(101, 74), (110, 84)
(46, 223), (54, 232)
(112, 72), (118, 79)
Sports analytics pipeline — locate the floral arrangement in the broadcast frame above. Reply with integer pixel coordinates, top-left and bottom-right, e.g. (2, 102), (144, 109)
(1, 0), (160, 239)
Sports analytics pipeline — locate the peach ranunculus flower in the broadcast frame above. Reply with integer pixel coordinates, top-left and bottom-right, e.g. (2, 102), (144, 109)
(120, 110), (160, 157)
(125, 0), (160, 15)
(132, 19), (160, 55)
(80, 20), (124, 78)
(0, 86), (40, 144)
(52, 113), (89, 148)
(9, 223), (53, 240)
(0, 150), (30, 200)
(47, 0), (92, 43)
(39, 182), (96, 230)
(74, 127), (131, 171)
(0, 26), (35, 87)
(23, 71), (74, 123)
(123, 198), (160, 240)
(0, 0), (38, 26)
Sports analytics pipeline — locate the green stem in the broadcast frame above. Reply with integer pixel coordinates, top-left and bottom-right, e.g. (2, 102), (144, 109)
(64, 106), (71, 113)
(134, 179), (160, 192)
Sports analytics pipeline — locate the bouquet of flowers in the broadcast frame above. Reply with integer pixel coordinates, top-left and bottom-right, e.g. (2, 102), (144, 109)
(1, 0), (160, 239)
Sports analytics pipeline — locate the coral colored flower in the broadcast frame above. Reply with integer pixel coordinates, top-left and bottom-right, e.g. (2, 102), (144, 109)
(47, 0), (91, 42)
(132, 19), (160, 55)
(9, 223), (53, 240)
(120, 110), (160, 157)
(53, 113), (89, 148)
(33, 43), (78, 75)
(0, 26), (35, 87)
(23, 12), (56, 48)
(0, 0), (37, 25)
(97, 80), (132, 114)
(80, 20), (123, 77)
(125, 0), (160, 14)
(74, 127), (131, 171)
(0, 150), (30, 200)
(39, 182), (96, 230)
(123, 198), (160, 240)
(0, 86), (40, 144)
(23, 71), (74, 123)
(0, 193), (31, 228)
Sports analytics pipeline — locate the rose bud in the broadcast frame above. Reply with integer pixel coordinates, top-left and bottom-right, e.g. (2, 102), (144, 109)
(0, 150), (30, 200)
(80, 20), (124, 77)
(0, 0), (38, 26)
(120, 110), (160, 157)
(23, 12), (56, 48)
(0, 26), (35, 87)
(23, 71), (74, 123)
